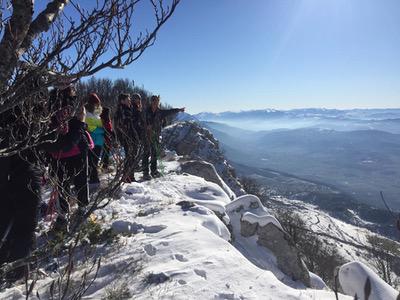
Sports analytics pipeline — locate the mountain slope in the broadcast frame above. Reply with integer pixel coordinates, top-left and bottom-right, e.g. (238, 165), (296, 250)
(1, 122), (398, 300)
(1, 159), (355, 300)
(203, 121), (400, 211)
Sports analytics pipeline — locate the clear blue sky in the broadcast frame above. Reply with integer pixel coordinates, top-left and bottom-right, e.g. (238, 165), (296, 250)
(97, 0), (400, 113)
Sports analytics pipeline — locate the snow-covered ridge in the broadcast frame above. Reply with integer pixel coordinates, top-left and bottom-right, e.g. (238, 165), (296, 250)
(2, 125), (399, 299)
(241, 212), (282, 230)
(2, 158), (355, 299)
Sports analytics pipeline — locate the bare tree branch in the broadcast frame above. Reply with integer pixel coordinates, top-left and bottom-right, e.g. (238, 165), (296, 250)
(0, 0), (181, 156)
(0, 0), (33, 88)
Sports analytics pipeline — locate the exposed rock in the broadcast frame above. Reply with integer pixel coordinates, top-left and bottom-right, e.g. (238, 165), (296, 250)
(146, 272), (170, 284)
(257, 222), (310, 285)
(180, 160), (234, 198)
(240, 219), (258, 237)
(227, 195), (311, 287)
(162, 121), (245, 197)
(176, 200), (196, 210)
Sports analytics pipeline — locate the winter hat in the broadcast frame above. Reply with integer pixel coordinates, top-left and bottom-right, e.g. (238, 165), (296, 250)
(118, 93), (130, 102)
(151, 95), (160, 102)
(88, 93), (101, 105)
(132, 93), (142, 101)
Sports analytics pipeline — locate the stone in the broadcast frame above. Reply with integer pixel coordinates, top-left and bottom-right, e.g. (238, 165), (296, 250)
(181, 160), (233, 197)
(257, 223), (311, 286)
(240, 219), (258, 237)
(162, 121), (245, 196)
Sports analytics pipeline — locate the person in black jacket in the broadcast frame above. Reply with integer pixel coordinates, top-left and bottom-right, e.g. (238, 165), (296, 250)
(0, 90), (54, 280)
(131, 94), (151, 180)
(0, 150), (41, 281)
(145, 95), (184, 177)
(99, 107), (116, 171)
(114, 93), (139, 182)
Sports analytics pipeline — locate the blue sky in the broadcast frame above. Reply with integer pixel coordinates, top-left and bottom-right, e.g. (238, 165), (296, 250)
(97, 0), (400, 113)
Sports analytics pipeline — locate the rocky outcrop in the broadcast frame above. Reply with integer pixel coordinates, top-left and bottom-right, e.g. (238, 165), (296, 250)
(162, 121), (245, 197)
(180, 160), (235, 199)
(226, 195), (311, 287)
(256, 222), (310, 285)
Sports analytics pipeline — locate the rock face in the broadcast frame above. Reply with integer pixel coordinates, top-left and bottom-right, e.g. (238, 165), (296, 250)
(240, 219), (258, 237)
(162, 121), (245, 197)
(180, 160), (235, 199)
(226, 195), (311, 287)
(256, 222), (310, 286)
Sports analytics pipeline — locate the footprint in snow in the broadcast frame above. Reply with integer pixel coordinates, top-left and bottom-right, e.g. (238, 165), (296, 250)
(143, 225), (167, 234)
(174, 254), (188, 262)
(194, 269), (207, 280)
(144, 244), (157, 256)
(215, 292), (237, 300)
(160, 241), (169, 246)
(178, 279), (187, 285)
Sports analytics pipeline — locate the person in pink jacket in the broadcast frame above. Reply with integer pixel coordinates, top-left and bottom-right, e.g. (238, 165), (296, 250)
(46, 87), (94, 231)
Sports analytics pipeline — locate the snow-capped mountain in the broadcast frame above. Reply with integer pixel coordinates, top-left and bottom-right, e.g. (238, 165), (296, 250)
(194, 108), (400, 134)
(195, 108), (400, 122)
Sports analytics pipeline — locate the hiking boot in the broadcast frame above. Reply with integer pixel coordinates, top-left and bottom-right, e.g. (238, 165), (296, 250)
(123, 176), (136, 183)
(69, 207), (87, 232)
(53, 216), (69, 233)
(142, 173), (152, 181)
(151, 171), (161, 178)
(2, 265), (29, 284)
(122, 178), (131, 183)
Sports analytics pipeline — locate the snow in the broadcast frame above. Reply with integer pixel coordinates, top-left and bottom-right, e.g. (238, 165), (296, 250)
(270, 196), (400, 293)
(0, 159), (357, 300)
(242, 212), (283, 231)
(226, 194), (307, 288)
(111, 220), (167, 235)
(338, 261), (399, 300)
(309, 272), (328, 290)
(225, 194), (264, 213)
(189, 199), (227, 215)
(162, 122), (245, 197)
(270, 196), (382, 262)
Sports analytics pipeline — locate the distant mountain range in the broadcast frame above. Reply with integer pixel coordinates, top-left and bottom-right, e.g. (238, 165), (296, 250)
(201, 120), (400, 210)
(173, 108), (400, 214)
(195, 108), (400, 121)
(192, 108), (400, 133)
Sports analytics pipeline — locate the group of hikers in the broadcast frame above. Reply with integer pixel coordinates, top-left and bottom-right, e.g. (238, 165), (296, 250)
(0, 84), (184, 281)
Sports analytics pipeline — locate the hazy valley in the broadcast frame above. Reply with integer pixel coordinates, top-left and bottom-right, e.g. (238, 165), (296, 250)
(191, 109), (400, 237)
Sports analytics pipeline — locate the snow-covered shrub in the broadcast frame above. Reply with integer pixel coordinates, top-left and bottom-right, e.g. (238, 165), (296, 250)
(275, 209), (346, 288)
(367, 234), (400, 288)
